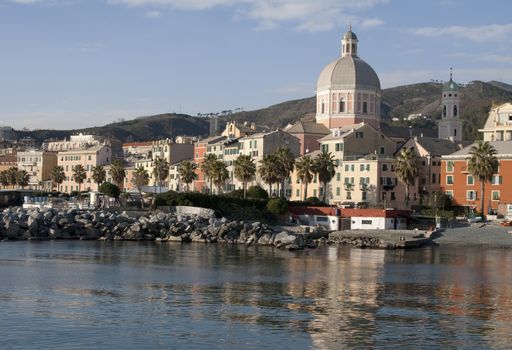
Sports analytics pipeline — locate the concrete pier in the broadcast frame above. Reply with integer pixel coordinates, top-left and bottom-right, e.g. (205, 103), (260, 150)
(329, 229), (432, 249)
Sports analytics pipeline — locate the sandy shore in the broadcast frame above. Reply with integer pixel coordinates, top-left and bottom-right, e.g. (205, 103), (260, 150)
(432, 223), (512, 248)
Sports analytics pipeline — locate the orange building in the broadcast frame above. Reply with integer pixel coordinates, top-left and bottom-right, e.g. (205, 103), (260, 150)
(441, 141), (512, 215)
(193, 135), (226, 192)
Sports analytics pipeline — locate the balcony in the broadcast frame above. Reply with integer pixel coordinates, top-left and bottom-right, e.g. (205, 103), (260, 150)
(359, 183), (369, 191)
(344, 183), (354, 191)
(382, 183), (395, 190)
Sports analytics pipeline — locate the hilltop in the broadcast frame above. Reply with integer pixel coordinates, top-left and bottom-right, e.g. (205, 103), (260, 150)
(13, 80), (512, 145)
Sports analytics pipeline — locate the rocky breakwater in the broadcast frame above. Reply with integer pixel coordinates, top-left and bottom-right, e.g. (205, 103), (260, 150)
(0, 207), (315, 250)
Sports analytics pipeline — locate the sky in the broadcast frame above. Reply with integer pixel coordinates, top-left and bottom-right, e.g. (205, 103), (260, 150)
(0, 0), (511, 129)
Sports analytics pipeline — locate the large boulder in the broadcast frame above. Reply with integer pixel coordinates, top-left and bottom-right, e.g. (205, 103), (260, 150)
(273, 231), (306, 250)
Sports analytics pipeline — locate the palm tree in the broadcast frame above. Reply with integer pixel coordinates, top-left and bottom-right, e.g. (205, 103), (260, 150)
(313, 151), (338, 203)
(274, 147), (295, 197)
(132, 165), (149, 208)
(201, 153), (217, 193)
(73, 165), (87, 192)
(233, 154), (256, 199)
(178, 160), (197, 192)
(16, 170), (30, 189)
(468, 140), (499, 216)
(109, 160), (126, 189)
(295, 155), (315, 201)
(210, 160), (229, 194)
(50, 166), (66, 192)
(6, 167), (18, 189)
(0, 171), (9, 189)
(91, 165), (106, 189)
(394, 148), (419, 209)
(153, 157), (170, 193)
(259, 154), (279, 197)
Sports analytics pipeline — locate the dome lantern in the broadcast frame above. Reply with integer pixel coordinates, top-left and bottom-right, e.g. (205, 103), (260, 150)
(341, 25), (358, 58)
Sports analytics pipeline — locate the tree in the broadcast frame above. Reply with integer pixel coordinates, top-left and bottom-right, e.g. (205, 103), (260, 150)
(153, 157), (170, 193)
(274, 147), (295, 197)
(468, 140), (499, 216)
(201, 153), (217, 193)
(6, 167), (18, 189)
(50, 166), (66, 192)
(0, 171), (9, 189)
(178, 160), (197, 192)
(16, 170), (30, 189)
(132, 166), (149, 208)
(72, 164), (87, 192)
(394, 148), (419, 209)
(109, 160), (126, 189)
(91, 165), (106, 188)
(259, 154), (279, 197)
(313, 151), (338, 203)
(295, 155), (315, 201)
(99, 182), (121, 199)
(210, 160), (229, 194)
(233, 154), (256, 199)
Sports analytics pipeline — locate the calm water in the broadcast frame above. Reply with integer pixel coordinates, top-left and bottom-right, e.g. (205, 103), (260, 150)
(0, 242), (511, 349)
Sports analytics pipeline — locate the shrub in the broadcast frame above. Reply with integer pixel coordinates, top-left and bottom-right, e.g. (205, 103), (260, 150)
(246, 185), (269, 200)
(266, 197), (288, 217)
(99, 182), (121, 198)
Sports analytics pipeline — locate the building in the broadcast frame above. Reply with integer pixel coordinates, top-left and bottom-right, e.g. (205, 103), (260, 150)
(397, 137), (466, 207)
(209, 116), (219, 137)
(16, 150), (57, 191)
(57, 145), (111, 193)
(284, 121), (330, 155)
(438, 70), (462, 141)
(441, 142), (512, 215)
(0, 126), (16, 142)
(343, 209), (409, 230)
(221, 121), (269, 138)
(45, 133), (109, 152)
(479, 103), (512, 141)
(315, 27), (381, 129)
(193, 135), (227, 192)
(122, 142), (153, 158)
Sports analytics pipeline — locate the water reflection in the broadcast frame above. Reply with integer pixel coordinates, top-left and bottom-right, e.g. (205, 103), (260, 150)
(1, 242), (512, 349)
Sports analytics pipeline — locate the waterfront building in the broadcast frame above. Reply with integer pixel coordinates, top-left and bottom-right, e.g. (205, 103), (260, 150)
(479, 103), (512, 141)
(16, 150), (57, 191)
(315, 28), (381, 129)
(284, 121), (330, 155)
(221, 121), (269, 138)
(438, 70), (462, 141)
(45, 133), (109, 152)
(57, 145), (111, 193)
(397, 137), (466, 207)
(122, 142), (153, 158)
(193, 135), (227, 192)
(145, 139), (194, 187)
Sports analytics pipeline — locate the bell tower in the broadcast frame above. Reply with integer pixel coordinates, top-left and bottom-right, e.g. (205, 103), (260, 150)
(438, 68), (462, 141)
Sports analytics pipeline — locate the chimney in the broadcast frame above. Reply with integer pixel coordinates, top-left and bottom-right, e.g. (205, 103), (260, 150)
(251, 122), (256, 130)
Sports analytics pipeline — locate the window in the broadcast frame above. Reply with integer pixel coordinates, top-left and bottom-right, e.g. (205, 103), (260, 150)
(336, 173), (341, 181)
(296, 189), (300, 197)
(454, 105), (458, 117)
(446, 161), (454, 172)
(336, 187), (340, 196)
(362, 102), (368, 113)
(351, 164), (355, 171)
(382, 192), (387, 201)
(467, 175), (474, 185)
(321, 144), (329, 153)
(432, 173), (437, 184)
(339, 99), (345, 113)
(355, 132), (364, 139)
(492, 191), (500, 201)
(335, 143), (343, 152)
(317, 216), (328, 223)
(360, 164), (365, 171)
(346, 192), (352, 200)
(366, 164), (370, 171)
(380, 147), (385, 155)
(467, 190), (476, 201)
(362, 192), (367, 201)
(391, 192), (396, 200)
(345, 164), (349, 171)
(321, 102), (325, 114)
(445, 190), (453, 198)
(362, 220), (372, 225)
(443, 105), (447, 117)
(446, 175), (453, 185)
(491, 175), (503, 185)
(382, 164), (388, 171)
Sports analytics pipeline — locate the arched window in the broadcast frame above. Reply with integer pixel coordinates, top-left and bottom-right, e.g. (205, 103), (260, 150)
(453, 105), (458, 117)
(321, 101), (325, 114)
(362, 102), (368, 113)
(339, 99), (345, 113)
(443, 105), (447, 117)
(454, 128), (457, 136)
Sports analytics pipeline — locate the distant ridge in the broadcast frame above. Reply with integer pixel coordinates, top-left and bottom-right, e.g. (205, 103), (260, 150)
(13, 80), (512, 145)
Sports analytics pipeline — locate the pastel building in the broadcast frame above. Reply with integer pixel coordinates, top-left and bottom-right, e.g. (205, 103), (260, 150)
(315, 28), (381, 129)
(57, 145), (111, 193)
(479, 103), (512, 141)
(284, 121), (330, 155)
(16, 150), (58, 191)
(45, 133), (108, 152)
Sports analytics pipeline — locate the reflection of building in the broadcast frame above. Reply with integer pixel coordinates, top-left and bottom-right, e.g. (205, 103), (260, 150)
(315, 28), (381, 129)
(16, 150), (57, 191)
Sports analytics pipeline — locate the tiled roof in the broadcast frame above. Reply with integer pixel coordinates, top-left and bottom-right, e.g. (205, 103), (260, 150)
(285, 121), (330, 135)
(443, 141), (512, 159)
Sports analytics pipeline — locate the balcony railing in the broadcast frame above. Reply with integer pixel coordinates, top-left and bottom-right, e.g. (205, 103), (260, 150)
(344, 183), (354, 191)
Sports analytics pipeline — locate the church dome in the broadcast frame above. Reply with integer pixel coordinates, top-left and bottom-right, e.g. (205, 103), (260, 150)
(343, 30), (358, 40)
(442, 79), (459, 92)
(317, 56), (381, 91)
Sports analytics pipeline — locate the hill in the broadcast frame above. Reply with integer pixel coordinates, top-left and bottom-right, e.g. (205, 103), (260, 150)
(221, 80), (512, 141)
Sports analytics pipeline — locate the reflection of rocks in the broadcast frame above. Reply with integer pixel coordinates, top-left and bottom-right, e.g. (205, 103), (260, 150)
(0, 207), (315, 250)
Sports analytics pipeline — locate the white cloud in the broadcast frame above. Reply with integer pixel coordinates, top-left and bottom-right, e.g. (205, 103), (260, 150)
(144, 10), (162, 18)
(360, 18), (384, 28)
(413, 23), (512, 42)
(108, 0), (389, 32)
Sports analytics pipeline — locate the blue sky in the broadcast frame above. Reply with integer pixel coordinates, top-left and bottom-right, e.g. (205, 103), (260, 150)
(0, 0), (511, 129)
